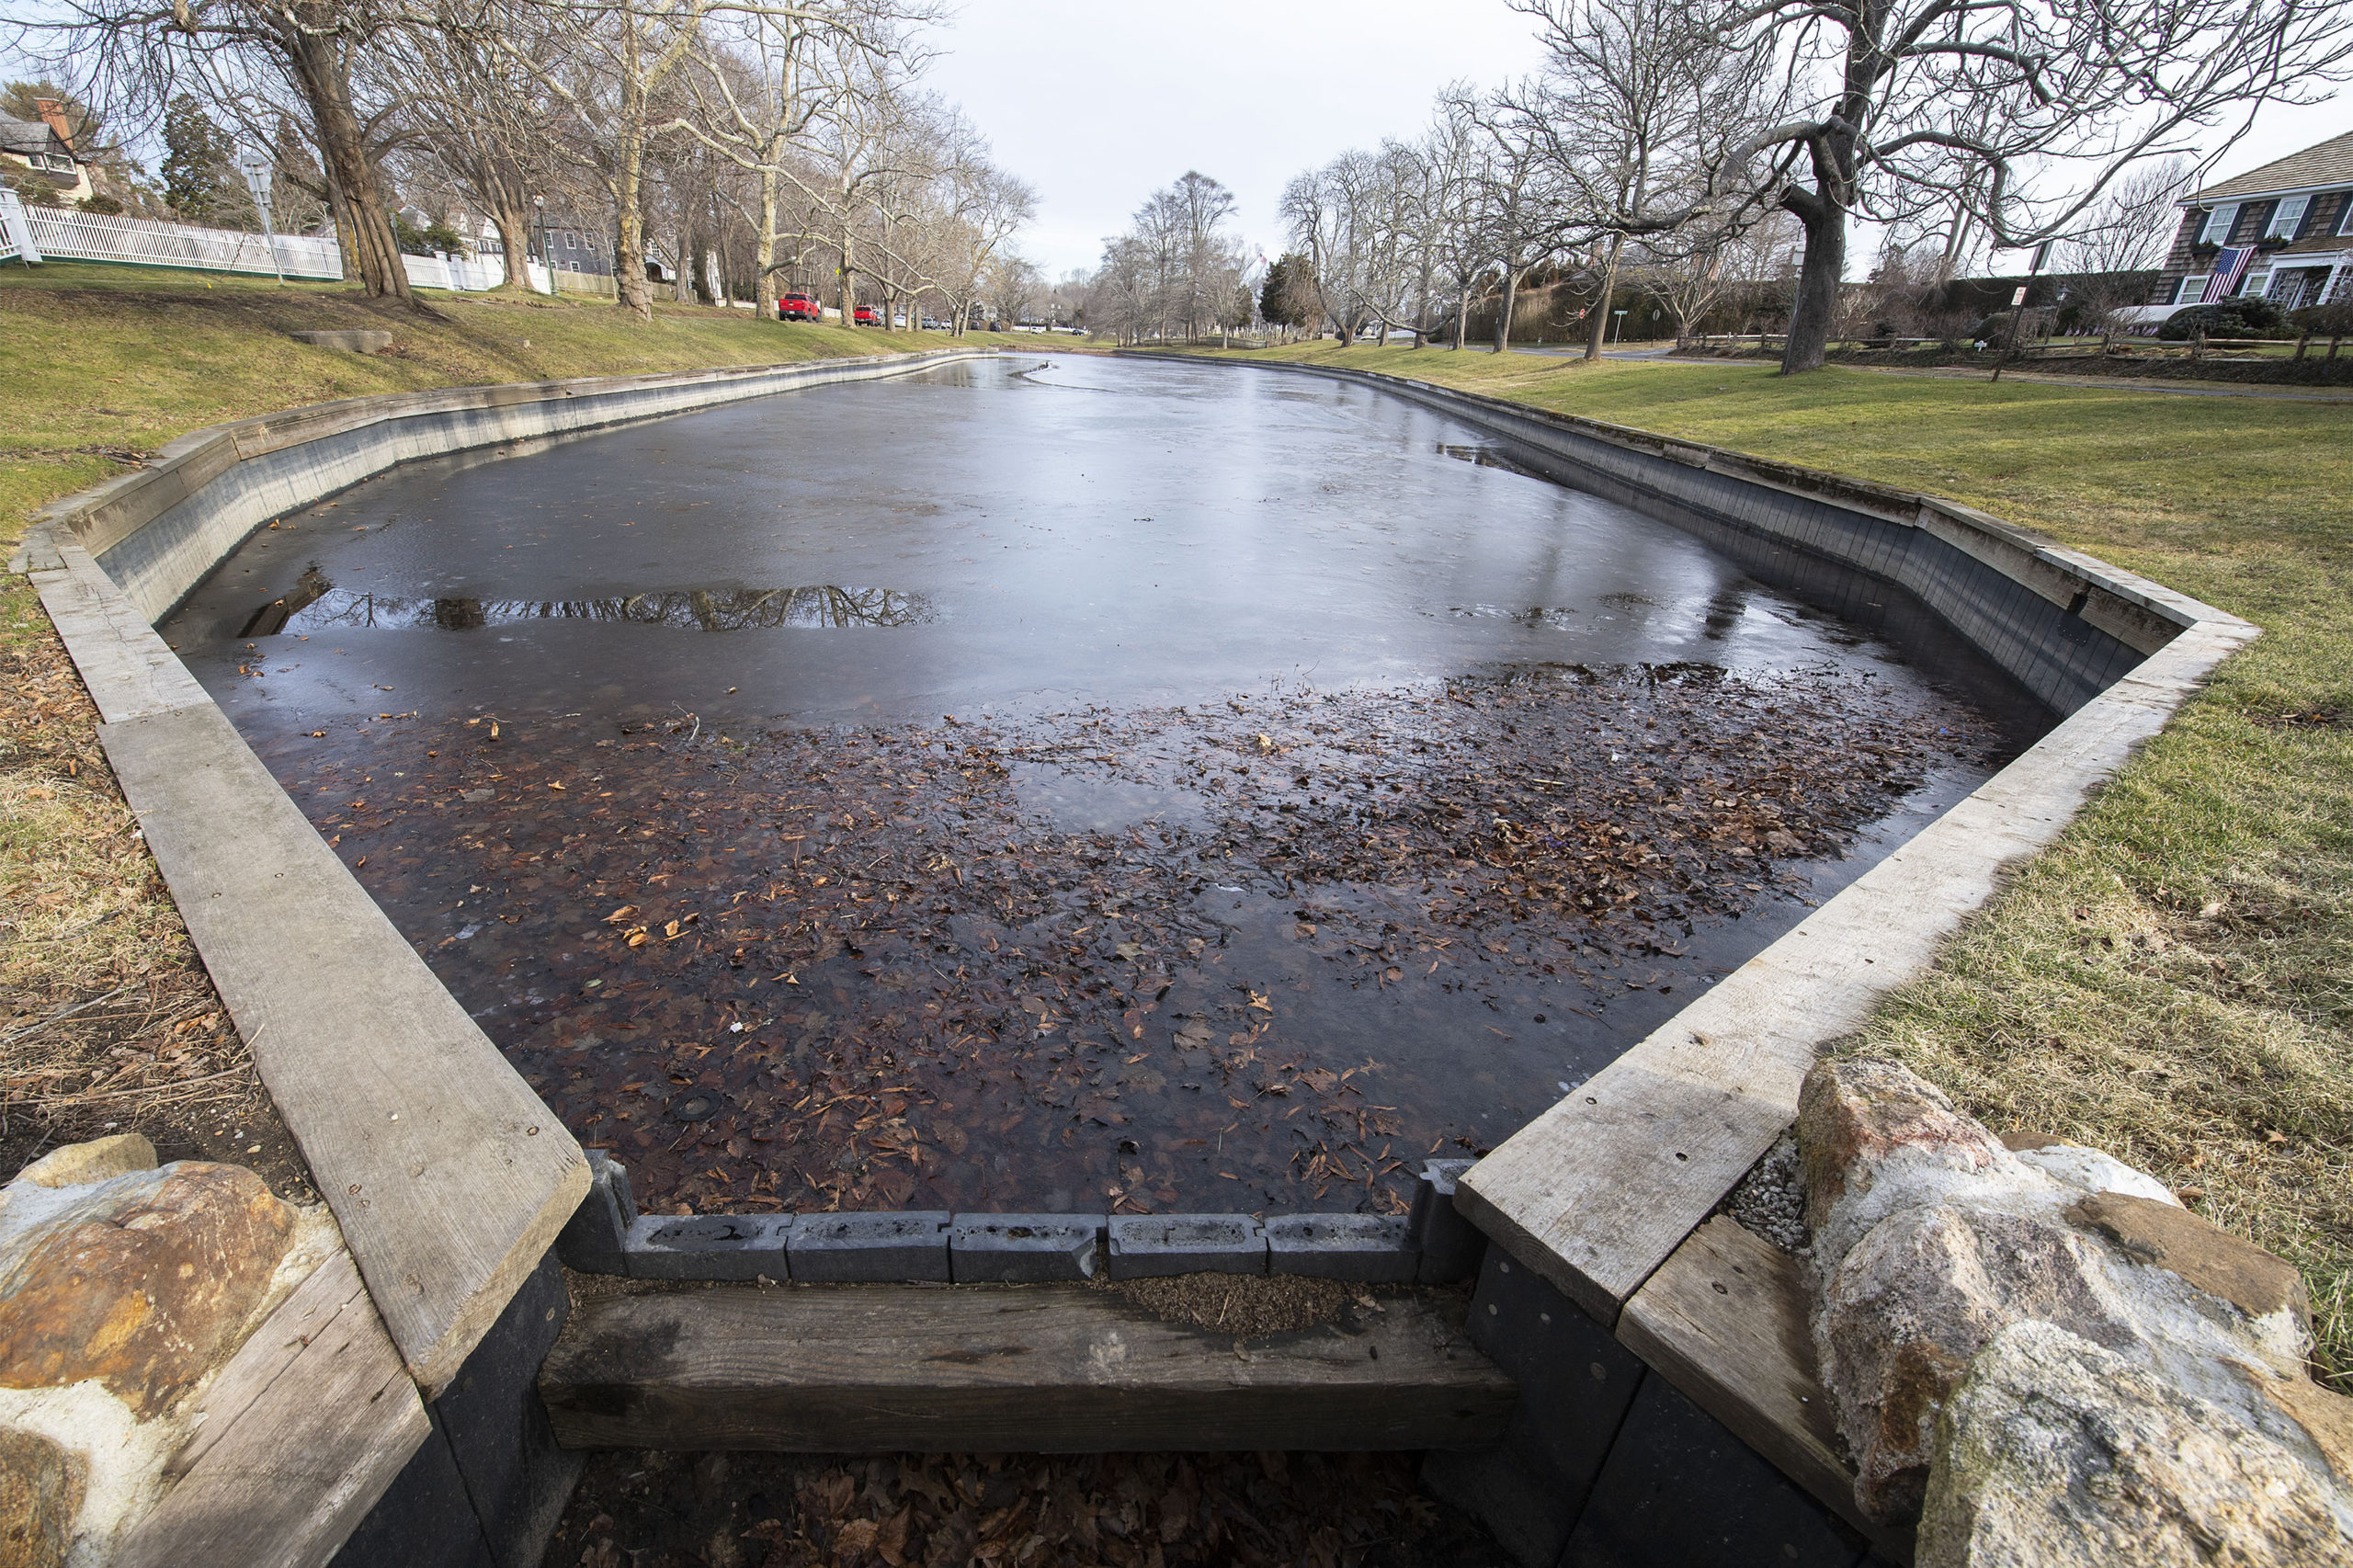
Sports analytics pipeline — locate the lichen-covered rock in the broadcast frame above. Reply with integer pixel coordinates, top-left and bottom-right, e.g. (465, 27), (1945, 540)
(1919, 1322), (2353, 1567)
(0, 1161), (298, 1416)
(1816, 1199), (2134, 1519)
(0, 1426), (85, 1568)
(1802, 1058), (2325, 1528)
(1798, 1058), (2024, 1266)
(2002, 1134), (2179, 1208)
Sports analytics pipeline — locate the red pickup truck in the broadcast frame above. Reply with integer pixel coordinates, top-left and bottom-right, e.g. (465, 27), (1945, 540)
(853, 305), (880, 326)
(778, 293), (821, 321)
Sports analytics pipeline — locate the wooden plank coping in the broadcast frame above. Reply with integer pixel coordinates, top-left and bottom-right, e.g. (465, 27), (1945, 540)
(1619, 1217), (1914, 1562)
(96, 693), (587, 1396)
(114, 1250), (427, 1568)
(539, 1283), (1517, 1454)
(1454, 617), (2256, 1325)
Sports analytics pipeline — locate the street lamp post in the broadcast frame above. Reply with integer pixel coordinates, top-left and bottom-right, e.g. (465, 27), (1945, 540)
(237, 150), (283, 285)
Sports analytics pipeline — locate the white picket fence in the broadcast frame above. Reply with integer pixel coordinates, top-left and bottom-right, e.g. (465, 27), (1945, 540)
(0, 198), (345, 279)
(0, 196), (607, 296)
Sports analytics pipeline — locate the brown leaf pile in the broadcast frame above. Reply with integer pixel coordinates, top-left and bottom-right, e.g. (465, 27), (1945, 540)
(552, 1449), (1491, 1568)
(249, 661), (2000, 1215)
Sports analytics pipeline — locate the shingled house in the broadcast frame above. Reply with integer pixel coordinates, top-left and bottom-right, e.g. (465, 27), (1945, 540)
(2153, 130), (2353, 312)
(0, 99), (94, 206)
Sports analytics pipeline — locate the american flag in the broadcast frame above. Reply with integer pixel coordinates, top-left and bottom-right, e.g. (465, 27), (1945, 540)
(2201, 246), (2256, 303)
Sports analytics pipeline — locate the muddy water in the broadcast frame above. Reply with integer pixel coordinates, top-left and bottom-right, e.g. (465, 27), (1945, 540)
(164, 356), (2050, 1217)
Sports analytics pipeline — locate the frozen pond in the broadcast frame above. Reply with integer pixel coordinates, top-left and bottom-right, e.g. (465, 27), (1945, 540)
(164, 355), (2048, 1216)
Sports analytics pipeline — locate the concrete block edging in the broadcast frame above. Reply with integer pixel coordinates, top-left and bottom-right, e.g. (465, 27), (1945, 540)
(558, 1152), (1482, 1287)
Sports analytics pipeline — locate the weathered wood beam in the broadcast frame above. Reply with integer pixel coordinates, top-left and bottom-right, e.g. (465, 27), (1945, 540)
(540, 1284), (1516, 1454)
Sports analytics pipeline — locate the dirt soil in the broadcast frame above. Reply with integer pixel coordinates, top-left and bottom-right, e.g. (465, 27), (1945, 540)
(248, 658), (2002, 1217)
(0, 630), (310, 1199)
(544, 1448), (1510, 1568)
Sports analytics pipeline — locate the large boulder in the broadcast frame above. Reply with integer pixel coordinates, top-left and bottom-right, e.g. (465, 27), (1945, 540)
(1920, 1321), (2353, 1567)
(0, 1158), (300, 1417)
(1799, 1059), (2329, 1528)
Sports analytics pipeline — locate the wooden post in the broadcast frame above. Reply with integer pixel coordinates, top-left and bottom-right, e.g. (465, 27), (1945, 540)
(2294, 332), (2311, 360)
(2191, 329), (2205, 361)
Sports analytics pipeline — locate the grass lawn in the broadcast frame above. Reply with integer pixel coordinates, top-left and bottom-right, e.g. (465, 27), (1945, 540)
(1191, 341), (2353, 1387)
(0, 262), (1036, 1180)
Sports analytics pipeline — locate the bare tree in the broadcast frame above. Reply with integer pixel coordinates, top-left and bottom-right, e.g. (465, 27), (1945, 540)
(33, 0), (419, 299)
(378, 0), (557, 293)
(1420, 94), (1493, 349)
(2055, 156), (2191, 337)
(1506, 0), (1775, 359)
(1727, 0), (2353, 372)
(1462, 92), (1561, 353)
(506, 0), (732, 318)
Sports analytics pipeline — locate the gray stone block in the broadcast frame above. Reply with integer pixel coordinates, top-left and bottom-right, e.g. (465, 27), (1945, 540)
(1265, 1213), (1417, 1282)
(1410, 1160), (1486, 1282)
(554, 1151), (635, 1276)
(949, 1214), (1104, 1283)
(290, 328), (394, 354)
(1106, 1214), (1267, 1278)
(625, 1213), (794, 1281)
(788, 1211), (951, 1282)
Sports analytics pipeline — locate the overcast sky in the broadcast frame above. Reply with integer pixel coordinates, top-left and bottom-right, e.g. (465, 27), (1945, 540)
(926, 0), (2351, 280)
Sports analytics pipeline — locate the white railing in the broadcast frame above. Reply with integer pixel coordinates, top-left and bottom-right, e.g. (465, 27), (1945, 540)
(0, 199), (344, 279)
(403, 250), (508, 290)
(0, 195), (629, 300)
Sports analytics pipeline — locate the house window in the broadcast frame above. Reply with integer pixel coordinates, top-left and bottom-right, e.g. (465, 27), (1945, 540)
(2266, 195), (2310, 239)
(2177, 276), (2209, 304)
(2200, 204), (2238, 244)
(564, 231), (577, 249)
(2336, 193), (2353, 237)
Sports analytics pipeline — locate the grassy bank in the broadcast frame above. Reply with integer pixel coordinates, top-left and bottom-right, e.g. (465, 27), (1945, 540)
(1191, 341), (2353, 1387)
(0, 262), (1029, 1180)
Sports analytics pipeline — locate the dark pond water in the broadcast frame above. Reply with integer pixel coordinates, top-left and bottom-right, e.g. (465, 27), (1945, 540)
(163, 355), (2051, 1217)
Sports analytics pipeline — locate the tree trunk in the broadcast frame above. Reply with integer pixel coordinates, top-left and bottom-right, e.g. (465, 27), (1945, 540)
(756, 170), (779, 320)
(489, 198), (534, 294)
(612, 142), (652, 319)
(289, 28), (409, 302)
(1453, 290), (1469, 349)
(1494, 269), (1519, 353)
(1778, 135), (1853, 374)
(610, 17), (654, 322)
(1585, 238), (1623, 360)
(836, 225), (855, 326)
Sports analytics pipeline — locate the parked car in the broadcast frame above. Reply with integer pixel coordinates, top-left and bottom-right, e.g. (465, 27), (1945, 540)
(853, 305), (880, 325)
(778, 293), (821, 321)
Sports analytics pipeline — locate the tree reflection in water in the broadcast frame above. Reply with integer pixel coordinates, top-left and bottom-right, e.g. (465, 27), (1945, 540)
(241, 579), (933, 637)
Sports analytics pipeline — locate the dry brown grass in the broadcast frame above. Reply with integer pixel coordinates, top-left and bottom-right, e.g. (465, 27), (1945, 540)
(0, 617), (308, 1190)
